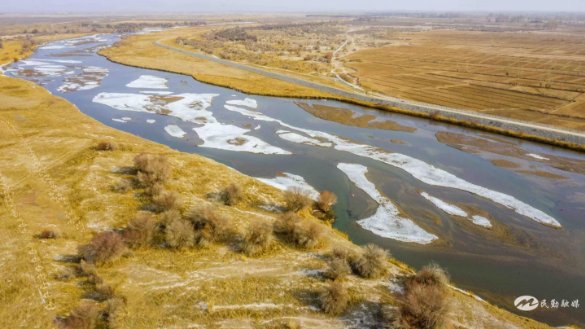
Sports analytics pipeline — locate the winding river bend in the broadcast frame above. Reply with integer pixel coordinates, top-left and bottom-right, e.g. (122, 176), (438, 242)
(6, 34), (585, 326)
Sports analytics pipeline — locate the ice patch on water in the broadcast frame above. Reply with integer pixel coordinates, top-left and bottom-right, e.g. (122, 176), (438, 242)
(420, 192), (467, 217)
(226, 98), (258, 108)
(126, 75), (168, 89)
(224, 103), (559, 227)
(277, 130), (332, 147)
(164, 125), (186, 138)
(338, 163), (438, 244)
(471, 215), (492, 228)
(526, 153), (549, 161)
(256, 173), (319, 199)
(194, 123), (290, 155)
(139, 91), (174, 95)
(146, 119), (156, 124)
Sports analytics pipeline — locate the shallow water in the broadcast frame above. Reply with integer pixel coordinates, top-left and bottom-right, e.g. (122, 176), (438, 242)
(7, 34), (585, 325)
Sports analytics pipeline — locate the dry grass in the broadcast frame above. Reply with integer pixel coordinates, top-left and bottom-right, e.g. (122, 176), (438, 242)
(284, 187), (313, 212)
(221, 183), (242, 206)
(240, 221), (273, 256)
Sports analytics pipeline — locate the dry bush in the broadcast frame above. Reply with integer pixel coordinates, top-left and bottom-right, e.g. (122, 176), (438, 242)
(54, 301), (100, 329)
(133, 153), (171, 187)
(350, 244), (389, 279)
(123, 213), (157, 248)
(35, 229), (58, 239)
(95, 141), (117, 151)
(324, 257), (351, 280)
(88, 282), (116, 302)
(284, 187), (312, 212)
(397, 264), (450, 329)
(274, 213), (324, 249)
(152, 189), (180, 212)
(317, 190), (337, 213)
(292, 221), (324, 249)
(220, 183), (242, 206)
(266, 319), (301, 329)
(78, 231), (126, 265)
(241, 221), (272, 256)
(319, 280), (349, 315)
(164, 214), (194, 249)
(273, 212), (301, 236)
(187, 206), (230, 246)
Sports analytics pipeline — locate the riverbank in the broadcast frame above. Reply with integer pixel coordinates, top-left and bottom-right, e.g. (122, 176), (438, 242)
(100, 28), (585, 152)
(0, 37), (557, 328)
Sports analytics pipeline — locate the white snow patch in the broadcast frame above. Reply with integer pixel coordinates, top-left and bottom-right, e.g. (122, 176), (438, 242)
(338, 163), (438, 244)
(471, 215), (492, 228)
(277, 130), (333, 147)
(164, 125), (187, 138)
(526, 153), (549, 161)
(257, 173), (319, 199)
(126, 75), (168, 89)
(146, 119), (156, 124)
(226, 98), (258, 108)
(194, 123), (290, 155)
(420, 192), (467, 217)
(139, 90), (174, 95)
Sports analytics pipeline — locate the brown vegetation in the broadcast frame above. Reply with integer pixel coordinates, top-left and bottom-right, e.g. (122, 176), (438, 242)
(350, 244), (389, 279)
(95, 141), (118, 151)
(123, 213), (157, 248)
(319, 280), (349, 315)
(396, 264), (451, 329)
(78, 231), (127, 265)
(220, 183), (242, 206)
(35, 229), (58, 239)
(284, 187), (312, 212)
(240, 221), (273, 256)
(54, 301), (100, 329)
(134, 153), (171, 188)
(152, 189), (180, 212)
(187, 206), (230, 246)
(274, 212), (324, 249)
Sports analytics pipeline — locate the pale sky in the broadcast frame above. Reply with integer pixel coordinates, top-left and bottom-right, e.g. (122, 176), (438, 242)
(2, 0), (584, 13)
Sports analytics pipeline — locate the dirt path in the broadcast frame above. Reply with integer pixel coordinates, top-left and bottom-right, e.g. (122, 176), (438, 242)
(153, 40), (585, 150)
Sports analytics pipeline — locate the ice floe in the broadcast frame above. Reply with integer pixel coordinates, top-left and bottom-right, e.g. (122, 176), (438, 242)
(126, 75), (168, 89)
(164, 125), (186, 138)
(224, 104), (560, 227)
(139, 91), (174, 95)
(112, 117), (131, 123)
(226, 98), (258, 108)
(471, 215), (492, 228)
(256, 172), (319, 199)
(146, 119), (156, 124)
(276, 130), (333, 147)
(338, 163), (438, 244)
(526, 153), (549, 161)
(420, 192), (467, 217)
(194, 123), (290, 155)
(58, 66), (108, 92)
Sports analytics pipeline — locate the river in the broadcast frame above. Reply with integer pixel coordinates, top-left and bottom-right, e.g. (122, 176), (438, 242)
(6, 34), (585, 326)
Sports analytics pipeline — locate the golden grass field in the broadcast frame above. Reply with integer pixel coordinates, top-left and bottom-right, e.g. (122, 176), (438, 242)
(345, 29), (585, 131)
(0, 30), (556, 329)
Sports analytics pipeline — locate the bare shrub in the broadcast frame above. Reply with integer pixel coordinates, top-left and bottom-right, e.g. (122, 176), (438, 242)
(35, 229), (58, 239)
(123, 213), (157, 248)
(273, 212), (300, 236)
(220, 183), (242, 206)
(241, 221), (272, 256)
(187, 206), (230, 246)
(88, 282), (116, 302)
(319, 281), (349, 315)
(284, 187), (312, 212)
(324, 257), (351, 280)
(317, 190), (337, 213)
(78, 231), (126, 265)
(397, 264), (450, 329)
(164, 214), (194, 249)
(95, 141), (117, 151)
(274, 213), (323, 249)
(292, 221), (324, 249)
(54, 301), (100, 329)
(133, 153), (171, 187)
(350, 244), (388, 279)
(152, 189), (179, 212)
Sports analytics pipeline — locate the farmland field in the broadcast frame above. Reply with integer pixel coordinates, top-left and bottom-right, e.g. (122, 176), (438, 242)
(345, 29), (585, 131)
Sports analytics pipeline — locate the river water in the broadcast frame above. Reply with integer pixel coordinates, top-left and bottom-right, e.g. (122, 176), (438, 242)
(6, 34), (585, 326)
